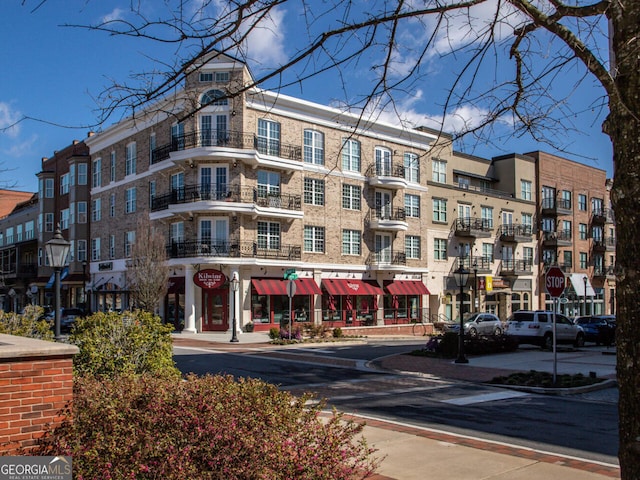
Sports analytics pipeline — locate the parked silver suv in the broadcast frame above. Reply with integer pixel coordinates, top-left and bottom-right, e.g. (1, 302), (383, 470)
(506, 310), (585, 349)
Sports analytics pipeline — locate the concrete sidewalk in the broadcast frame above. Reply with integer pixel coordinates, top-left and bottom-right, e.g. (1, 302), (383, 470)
(172, 333), (620, 478)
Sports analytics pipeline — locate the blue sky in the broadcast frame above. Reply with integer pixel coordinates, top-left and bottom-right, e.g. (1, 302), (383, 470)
(1, 1), (614, 193)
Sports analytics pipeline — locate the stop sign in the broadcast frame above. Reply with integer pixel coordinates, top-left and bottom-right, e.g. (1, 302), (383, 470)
(545, 266), (566, 297)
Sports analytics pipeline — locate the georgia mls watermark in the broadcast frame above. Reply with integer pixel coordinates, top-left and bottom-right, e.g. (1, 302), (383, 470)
(0, 456), (72, 480)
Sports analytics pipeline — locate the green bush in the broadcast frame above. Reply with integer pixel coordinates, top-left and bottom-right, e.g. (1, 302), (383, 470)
(32, 374), (379, 479)
(69, 310), (179, 378)
(332, 327), (343, 338)
(268, 326), (280, 340)
(0, 305), (53, 341)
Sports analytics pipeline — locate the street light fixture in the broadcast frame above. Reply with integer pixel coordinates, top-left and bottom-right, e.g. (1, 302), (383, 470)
(230, 273), (239, 343)
(453, 265), (470, 364)
(472, 259), (478, 313)
(45, 228), (70, 342)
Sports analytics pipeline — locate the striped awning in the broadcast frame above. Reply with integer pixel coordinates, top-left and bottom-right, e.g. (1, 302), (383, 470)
(385, 280), (430, 296)
(252, 278), (321, 296)
(322, 279), (383, 296)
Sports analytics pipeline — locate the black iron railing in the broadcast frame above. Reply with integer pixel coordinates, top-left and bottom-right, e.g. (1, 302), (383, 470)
(166, 240), (301, 260)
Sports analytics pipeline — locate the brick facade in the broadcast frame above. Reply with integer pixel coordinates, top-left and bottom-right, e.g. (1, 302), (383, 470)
(0, 334), (78, 454)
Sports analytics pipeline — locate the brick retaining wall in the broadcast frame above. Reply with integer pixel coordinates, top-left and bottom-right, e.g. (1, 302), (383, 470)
(0, 334), (78, 454)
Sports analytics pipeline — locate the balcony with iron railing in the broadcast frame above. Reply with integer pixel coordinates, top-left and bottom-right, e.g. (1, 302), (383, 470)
(151, 130), (302, 165)
(366, 250), (407, 269)
(500, 259), (533, 276)
(151, 184), (302, 216)
(541, 197), (572, 215)
(591, 208), (615, 225)
(499, 224), (534, 243)
(542, 229), (572, 246)
(366, 163), (408, 189)
(166, 240), (301, 261)
(453, 217), (493, 238)
(367, 207), (408, 231)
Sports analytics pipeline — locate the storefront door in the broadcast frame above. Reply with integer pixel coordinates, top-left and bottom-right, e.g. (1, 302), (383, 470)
(202, 289), (228, 331)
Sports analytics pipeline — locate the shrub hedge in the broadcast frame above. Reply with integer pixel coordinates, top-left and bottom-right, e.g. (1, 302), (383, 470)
(32, 374), (379, 479)
(0, 305), (53, 340)
(69, 310), (179, 378)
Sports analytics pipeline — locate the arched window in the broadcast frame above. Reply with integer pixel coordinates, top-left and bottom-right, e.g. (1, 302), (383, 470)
(201, 89), (228, 106)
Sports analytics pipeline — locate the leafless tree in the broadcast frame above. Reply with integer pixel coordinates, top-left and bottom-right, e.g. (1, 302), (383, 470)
(127, 217), (170, 314)
(63, 0), (639, 476)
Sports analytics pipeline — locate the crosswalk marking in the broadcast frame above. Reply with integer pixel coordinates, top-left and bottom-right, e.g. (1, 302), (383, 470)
(442, 391), (530, 405)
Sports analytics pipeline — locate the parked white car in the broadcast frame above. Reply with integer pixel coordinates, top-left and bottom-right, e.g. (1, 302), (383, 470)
(506, 310), (585, 349)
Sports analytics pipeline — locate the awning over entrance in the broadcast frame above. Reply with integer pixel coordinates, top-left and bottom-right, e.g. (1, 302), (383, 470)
(321, 279), (383, 296)
(568, 273), (596, 297)
(252, 278), (321, 296)
(385, 280), (430, 296)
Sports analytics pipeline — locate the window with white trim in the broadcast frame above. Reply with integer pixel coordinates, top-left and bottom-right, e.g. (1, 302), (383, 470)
(60, 209), (70, 230)
(304, 178), (325, 206)
(341, 138), (361, 172)
(257, 221), (280, 250)
(434, 238), (447, 260)
(432, 198), (447, 222)
(77, 240), (87, 262)
(91, 238), (101, 261)
(304, 129), (324, 165)
(405, 235), (421, 259)
(92, 198), (101, 222)
(60, 173), (69, 195)
(25, 221), (34, 240)
(304, 225), (325, 253)
(405, 194), (420, 218)
(125, 231), (135, 258)
(92, 158), (102, 188)
(521, 180), (532, 201)
(5, 227), (13, 245)
(170, 222), (184, 245)
(342, 230), (361, 255)
(125, 188), (137, 214)
(77, 163), (88, 185)
(432, 159), (446, 183)
(342, 184), (361, 210)
(45, 213), (54, 232)
(110, 151), (116, 182)
(481, 206), (494, 228)
(404, 153), (419, 182)
(109, 235), (115, 259)
(257, 119), (280, 156)
(16, 225), (23, 242)
(110, 194), (116, 217)
(45, 178), (54, 198)
(126, 142), (137, 176)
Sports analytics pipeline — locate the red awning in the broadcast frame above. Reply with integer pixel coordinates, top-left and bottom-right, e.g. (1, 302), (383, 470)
(385, 280), (430, 296)
(252, 278), (321, 296)
(322, 279), (383, 296)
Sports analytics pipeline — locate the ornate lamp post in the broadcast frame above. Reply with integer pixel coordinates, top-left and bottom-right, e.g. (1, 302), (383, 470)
(583, 275), (588, 316)
(45, 228), (70, 342)
(230, 273), (239, 343)
(453, 265), (470, 364)
(472, 259), (478, 313)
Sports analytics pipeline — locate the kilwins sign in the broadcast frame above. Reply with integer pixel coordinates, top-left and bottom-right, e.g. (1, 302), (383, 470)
(193, 269), (227, 290)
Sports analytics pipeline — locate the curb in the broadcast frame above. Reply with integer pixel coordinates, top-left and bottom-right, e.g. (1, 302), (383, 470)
(489, 378), (618, 396)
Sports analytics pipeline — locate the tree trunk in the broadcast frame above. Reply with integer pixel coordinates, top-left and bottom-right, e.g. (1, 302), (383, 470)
(609, 3), (640, 478)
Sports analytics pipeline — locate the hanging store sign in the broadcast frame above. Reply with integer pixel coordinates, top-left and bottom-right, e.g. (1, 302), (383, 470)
(193, 269), (227, 290)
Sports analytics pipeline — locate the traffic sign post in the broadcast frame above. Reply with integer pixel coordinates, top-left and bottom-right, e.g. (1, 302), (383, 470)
(545, 266), (566, 385)
(287, 279), (296, 340)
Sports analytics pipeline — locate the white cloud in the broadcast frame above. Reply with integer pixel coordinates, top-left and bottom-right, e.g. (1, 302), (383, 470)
(0, 102), (21, 138)
(3, 134), (37, 158)
(101, 8), (125, 24)
(243, 7), (288, 66)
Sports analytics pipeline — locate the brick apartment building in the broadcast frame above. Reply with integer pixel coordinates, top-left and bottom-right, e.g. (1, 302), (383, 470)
(526, 151), (616, 316)
(0, 52), (613, 331)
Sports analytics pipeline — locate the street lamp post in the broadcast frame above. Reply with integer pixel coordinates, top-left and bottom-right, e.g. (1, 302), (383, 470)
(583, 275), (588, 316)
(453, 265), (470, 364)
(472, 259), (478, 313)
(230, 273), (239, 343)
(45, 228), (70, 342)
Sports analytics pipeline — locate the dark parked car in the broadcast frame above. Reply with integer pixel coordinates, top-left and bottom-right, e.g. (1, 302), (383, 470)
(45, 308), (86, 333)
(574, 315), (616, 345)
